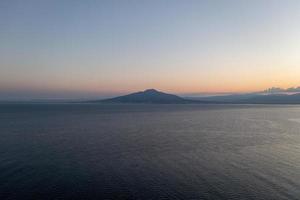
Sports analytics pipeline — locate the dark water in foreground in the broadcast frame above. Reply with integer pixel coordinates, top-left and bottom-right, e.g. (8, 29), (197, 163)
(0, 104), (300, 200)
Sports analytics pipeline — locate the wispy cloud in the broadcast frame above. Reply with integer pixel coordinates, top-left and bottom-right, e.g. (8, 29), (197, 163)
(262, 86), (300, 94)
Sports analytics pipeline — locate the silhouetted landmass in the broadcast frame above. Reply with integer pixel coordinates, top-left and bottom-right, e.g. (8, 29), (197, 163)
(89, 89), (300, 104)
(237, 93), (300, 104)
(190, 93), (300, 104)
(92, 89), (208, 104)
(186, 93), (259, 103)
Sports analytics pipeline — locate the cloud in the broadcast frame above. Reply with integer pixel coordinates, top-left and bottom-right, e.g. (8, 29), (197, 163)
(263, 86), (300, 94)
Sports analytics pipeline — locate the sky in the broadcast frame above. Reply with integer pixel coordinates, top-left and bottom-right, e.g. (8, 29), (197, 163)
(1, 0), (300, 99)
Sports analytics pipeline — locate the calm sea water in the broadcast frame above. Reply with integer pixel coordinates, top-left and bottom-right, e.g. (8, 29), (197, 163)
(0, 103), (299, 200)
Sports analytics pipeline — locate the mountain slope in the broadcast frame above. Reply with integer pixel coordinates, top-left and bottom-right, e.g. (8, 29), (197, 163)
(190, 93), (300, 104)
(100, 89), (188, 103)
(89, 89), (300, 104)
(238, 93), (300, 104)
(93, 89), (207, 104)
(187, 93), (259, 103)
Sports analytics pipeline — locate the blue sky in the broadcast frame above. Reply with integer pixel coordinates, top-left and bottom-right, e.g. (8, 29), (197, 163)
(1, 0), (300, 99)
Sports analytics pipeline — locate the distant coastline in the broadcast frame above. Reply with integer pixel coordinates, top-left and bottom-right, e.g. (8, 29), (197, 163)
(88, 89), (300, 105)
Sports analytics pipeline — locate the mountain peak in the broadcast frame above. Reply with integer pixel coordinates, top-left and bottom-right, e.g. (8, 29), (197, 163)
(143, 89), (159, 93)
(99, 89), (191, 104)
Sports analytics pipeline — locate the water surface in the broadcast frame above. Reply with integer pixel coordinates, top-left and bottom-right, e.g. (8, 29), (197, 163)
(0, 104), (299, 199)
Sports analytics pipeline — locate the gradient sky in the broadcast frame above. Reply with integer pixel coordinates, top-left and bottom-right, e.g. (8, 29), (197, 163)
(1, 0), (300, 99)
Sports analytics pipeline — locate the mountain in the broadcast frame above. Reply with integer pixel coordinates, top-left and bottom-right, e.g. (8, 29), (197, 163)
(88, 89), (300, 104)
(186, 93), (259, 103)
(93, 89), (206, 104)
(238, 93), (300, 104)
(189, 93), (300, 104)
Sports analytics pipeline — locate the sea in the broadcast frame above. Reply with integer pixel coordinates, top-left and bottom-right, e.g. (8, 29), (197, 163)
(0, 103), (299, 200)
